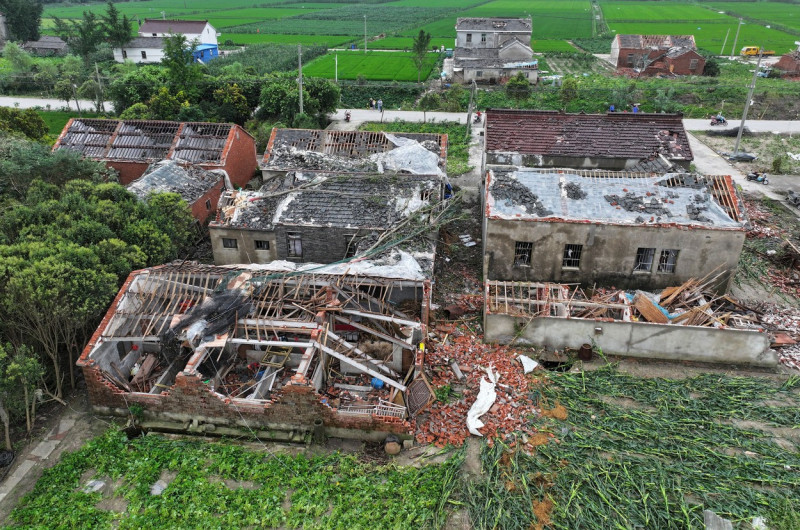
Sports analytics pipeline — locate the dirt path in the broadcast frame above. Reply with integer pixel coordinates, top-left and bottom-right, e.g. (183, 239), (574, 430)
(0, 391), (109, 522)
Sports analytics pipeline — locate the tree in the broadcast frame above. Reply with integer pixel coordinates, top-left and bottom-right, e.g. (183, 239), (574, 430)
(2, 42), (33, 74)
(0, 108), (48, 140)
(560, 77), (579, 108)
(412, 30), (432, 83)
(162, 33), (202, 98)
(54, 11), (105, 61)
(0, 0), (43, 42)
(703, 58), (720, 77)
(418, 92), (440, 123)
(256, 78), (339, 125)
(212, 83), (251, 125)
(505, 72), (531, 107)
(102, 1), (132, 49)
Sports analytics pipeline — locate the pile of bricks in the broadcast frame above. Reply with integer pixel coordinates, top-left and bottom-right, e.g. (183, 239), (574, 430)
(753, 302), (800, 370)
(416, 328), (545, 451)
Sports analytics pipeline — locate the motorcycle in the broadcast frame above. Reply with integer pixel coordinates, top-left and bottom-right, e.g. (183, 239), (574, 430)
(344, 110), (351, 122)
(710, 116), (728, 126)
(746, 172), (769, 184)
(473, 111), (482, 124)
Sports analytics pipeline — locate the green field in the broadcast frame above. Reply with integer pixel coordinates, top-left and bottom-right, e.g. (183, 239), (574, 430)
(710, 1), (800, 33)
(303, 51), (438, 81)
(371, 37), (453, 50)
(601, 2), (729, 22)
(532, 40), (579, 52)
(220, 33), (353, 46)
(37, 111), (100, 136)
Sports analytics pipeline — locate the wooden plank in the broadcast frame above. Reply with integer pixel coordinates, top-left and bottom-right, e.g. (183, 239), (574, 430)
(130, 353), (158, 389)
(633, 293), (669, 324)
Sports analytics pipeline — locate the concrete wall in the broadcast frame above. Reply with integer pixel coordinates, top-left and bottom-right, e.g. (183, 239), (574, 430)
(113, 46), (164, 64)
(484, 313), (776, 367)
(210, 225), (378, 266)
(485, 151), (690, 171)
(210, 226), (278, 264)
(462, 67), (538, 84)
(456, 30), (530, 49)
(484, 218), (745, 294)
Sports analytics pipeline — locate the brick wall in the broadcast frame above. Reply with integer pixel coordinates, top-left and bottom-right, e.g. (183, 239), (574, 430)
(210, 125), (257, 189)
(190, 181), (225, 224)
(108, 161), (151, 185)
(82, 364), (413, 437)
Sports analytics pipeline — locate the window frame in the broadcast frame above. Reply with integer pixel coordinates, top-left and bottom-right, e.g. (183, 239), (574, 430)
(562, 244), (583, 269)
(514, 241), (533, 267)
(689, 58), (699, 70)
(141, 50), (147, 60)
(287, 232), (303, 258)
(657, 249), (679, 273)
(221, 238), (238, 249)
(466, 33), (472, 43)
(481, 33), (487, 43)
(633, 247), (656, 272)
(254, 240), (270, 251)
(344, 234), (359, 259)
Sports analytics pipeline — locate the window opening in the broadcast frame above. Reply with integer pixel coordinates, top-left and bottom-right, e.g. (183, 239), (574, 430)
(222, 238), (238, 249)
(634, 248), (655, 272)
(255, 240), (270, 251)
(287, 233), (303, 258)
(562, 244), (583, 268)
(514, 241), (533, 267)
(657, 249), (678, 273)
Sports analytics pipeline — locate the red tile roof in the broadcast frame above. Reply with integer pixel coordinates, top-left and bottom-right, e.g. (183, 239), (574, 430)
(484, 109), (692, 161)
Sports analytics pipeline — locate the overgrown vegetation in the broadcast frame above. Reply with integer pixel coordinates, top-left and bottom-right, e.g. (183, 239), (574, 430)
(10, 429), (464, 529)
(465, 366), (800, 529)
(360, 120), (471, 176)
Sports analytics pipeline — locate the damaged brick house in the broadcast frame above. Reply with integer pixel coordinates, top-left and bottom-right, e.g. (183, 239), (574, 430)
(259, 128), (448, 181)
(127, 160), (231, 224)
(482, 168), (746, 294)
(77, 260), (435, 440)
(774, 43), (800, 76)
(445, 17), (537, 84)
(53, 119), (257, 187)
(483, 109), (693, 173)
(209, 172), (445, 265)
(610, 34), (705, 76)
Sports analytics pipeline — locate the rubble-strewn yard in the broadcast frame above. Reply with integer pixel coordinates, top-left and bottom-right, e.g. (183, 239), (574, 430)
(697, 131), (800, 176)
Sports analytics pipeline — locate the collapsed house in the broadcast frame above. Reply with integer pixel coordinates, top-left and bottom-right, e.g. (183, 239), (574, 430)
(209, 172), (445, 265)
(774, 43), (800, 76)
(610, 34), (704, 76)
(53, 119), (257, 186)
(483, 279), (776, 367)
(260, 128), (448, 180)
(483, 168), (746, 293)
(445, 17), (537, 84)
(483, 109), (692, 172)
(77, 260), (436, 440)
(127, 160), (230, 223)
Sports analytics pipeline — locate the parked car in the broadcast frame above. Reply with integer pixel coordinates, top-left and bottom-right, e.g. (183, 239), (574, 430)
(727, 152), (758, 162)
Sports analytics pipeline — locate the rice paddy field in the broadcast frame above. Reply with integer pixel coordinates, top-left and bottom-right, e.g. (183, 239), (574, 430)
(302, 51), (438, 81)
(710, 1), (800, 33)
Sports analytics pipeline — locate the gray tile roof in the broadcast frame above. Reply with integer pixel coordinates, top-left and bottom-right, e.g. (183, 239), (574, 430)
(128, 160), (222, 204)
(456, 17), (531, 32)
(139, 19), (211, 35)
(122, 36), (164, 49)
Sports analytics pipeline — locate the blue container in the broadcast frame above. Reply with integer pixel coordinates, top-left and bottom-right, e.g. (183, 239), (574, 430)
(371, 377), (384, 389)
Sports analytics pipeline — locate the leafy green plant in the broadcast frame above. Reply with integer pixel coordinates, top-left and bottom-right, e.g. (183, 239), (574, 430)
(434, 384), (453, 402)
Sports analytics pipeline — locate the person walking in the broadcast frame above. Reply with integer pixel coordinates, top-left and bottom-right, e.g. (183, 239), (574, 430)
(377, 98), (383, 112)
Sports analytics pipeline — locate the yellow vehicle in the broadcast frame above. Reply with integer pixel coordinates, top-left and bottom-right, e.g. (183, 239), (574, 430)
(741, 46), (775, 56)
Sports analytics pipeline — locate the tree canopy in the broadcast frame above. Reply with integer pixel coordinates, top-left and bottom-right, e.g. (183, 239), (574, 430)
(412, 30), (432, 83)
(0, 0), (43, 42)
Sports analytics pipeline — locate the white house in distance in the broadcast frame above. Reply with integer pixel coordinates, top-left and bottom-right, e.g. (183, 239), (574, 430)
(113, 19), (220, 64)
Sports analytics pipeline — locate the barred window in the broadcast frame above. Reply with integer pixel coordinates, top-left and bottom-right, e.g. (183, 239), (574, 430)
(287, 233), (303, 258)
(254, 240), (270, 251)
(634, 247), (655, 272)
(514, 241), (533, 267)
(657, 249), (679, 273)
(562, 244), (583, 268)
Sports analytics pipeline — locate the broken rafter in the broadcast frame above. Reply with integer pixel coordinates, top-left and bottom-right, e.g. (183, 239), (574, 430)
(315, 342), (406, 392)
(333, 315), (415, 351)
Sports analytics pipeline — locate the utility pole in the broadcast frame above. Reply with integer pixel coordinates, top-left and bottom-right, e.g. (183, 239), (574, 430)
(95, 62), (105, 113)
(720, 28), (730, 56)
(465, 79), (477, 141)
(730, 18), (743, 59)
(71, 84), (82, 116)
(161, 10), (166, 20)
(364, 15), (367, 54)
(335, 54), (338, 83)
(734, 49), (763, 155)
(298, 44), (304, 115)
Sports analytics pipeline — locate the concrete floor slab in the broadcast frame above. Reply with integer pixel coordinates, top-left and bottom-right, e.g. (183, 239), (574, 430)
(29, 440), (59, 460)
(0, 460), (36, 496)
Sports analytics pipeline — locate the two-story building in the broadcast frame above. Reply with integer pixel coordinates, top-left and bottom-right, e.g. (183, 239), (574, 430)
(113, 19), (219, 63)
(446, 17), (537, 84)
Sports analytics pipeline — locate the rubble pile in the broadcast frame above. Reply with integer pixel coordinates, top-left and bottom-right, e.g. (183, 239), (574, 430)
(742, 198), (800, 297)
(269, 145), (379, 172)
(416, 329), (545, 450)
(492, 177), (554, 217)
(603, 191), (672, 217)
(750, 302), (800, 370)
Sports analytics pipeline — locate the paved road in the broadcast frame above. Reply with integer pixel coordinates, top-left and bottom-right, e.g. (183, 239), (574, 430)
(0, 95), (103, 112)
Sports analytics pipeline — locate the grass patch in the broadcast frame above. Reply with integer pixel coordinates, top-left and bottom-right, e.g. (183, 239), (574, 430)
(304, 51), (438, 82)
(371, 37), (454, 51)
(532, 40), (578, 53)
(465, 366), (800, 529)
(220, 33), (351, 46)
(38, 111), (100, 136)
(10, 429), (464, 529)
(361, 120), (470, 176)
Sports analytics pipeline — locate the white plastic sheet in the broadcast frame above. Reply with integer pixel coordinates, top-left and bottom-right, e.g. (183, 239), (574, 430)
(518, 355), (539, 374)
(466, 366), (499, 436)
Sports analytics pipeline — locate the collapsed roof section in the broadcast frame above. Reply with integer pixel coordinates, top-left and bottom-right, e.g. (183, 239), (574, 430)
(53, 119), (247, 166)
(128, 160), (227, 205)
(261, 128), (447, 175)
(486, 168), (744, 229)
(615, 34), (697, 50)
(214, 172), (445, 231)
(77, 261), (433, 424)
(484, 109), (693, 163)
